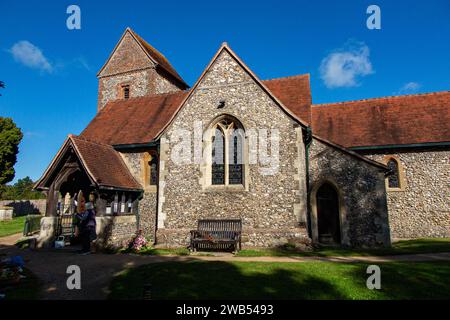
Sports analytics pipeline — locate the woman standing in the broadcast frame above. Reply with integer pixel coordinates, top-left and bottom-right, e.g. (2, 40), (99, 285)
(77, 202), (97, 255)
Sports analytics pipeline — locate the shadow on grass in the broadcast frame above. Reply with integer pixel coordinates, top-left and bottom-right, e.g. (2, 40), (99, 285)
(237, 238), (450, 257)
(108, 260), (450, 300)
(109, 261), (345, 300)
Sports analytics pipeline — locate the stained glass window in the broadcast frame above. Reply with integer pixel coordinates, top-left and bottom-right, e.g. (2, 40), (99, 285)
(210, 118), (244, 186)
(229, 135), (243, 184)
(212, 128), (225, 185)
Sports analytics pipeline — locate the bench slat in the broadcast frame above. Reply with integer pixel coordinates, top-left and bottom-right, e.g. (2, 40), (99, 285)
(191, 219), (242, 252)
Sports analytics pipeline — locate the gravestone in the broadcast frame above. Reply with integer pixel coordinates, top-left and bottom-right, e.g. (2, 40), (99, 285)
(0, 206), (13, 220)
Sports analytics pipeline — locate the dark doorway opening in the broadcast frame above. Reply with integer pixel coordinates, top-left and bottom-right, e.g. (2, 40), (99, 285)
(316, 183), (341, 244)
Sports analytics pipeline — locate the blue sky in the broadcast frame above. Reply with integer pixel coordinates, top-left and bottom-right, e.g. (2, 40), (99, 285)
(0, 0), (449, 183)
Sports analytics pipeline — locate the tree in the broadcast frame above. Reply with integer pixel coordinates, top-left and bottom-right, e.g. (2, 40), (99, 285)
(0, 176), (45, 200)
(0, 117), (23, 186)
(0, 81), (4, 96)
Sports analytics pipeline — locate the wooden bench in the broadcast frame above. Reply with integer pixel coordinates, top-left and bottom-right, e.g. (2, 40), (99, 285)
(190, 219), (242, 252)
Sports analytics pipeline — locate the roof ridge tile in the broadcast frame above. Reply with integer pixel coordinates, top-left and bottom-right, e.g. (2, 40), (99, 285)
(313, 90), (450, 107)
(262, 73), (310, 82)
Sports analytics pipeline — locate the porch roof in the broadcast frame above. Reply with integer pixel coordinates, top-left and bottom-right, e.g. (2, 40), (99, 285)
(35, 135), (142, 192)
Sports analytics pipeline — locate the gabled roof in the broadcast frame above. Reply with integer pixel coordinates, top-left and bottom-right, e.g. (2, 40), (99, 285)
(97, 28), (188, 88)
(312, 91), (450, 148)
(130, 29), (188, 88)
(35, 135), (142, 191)
(79, 72), (312, 145)
(153, 43), (310, 140)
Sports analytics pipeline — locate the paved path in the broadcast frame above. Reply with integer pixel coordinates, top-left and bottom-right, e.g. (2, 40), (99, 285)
(1, 238), (449, 300)
(0, 233), (23, 246)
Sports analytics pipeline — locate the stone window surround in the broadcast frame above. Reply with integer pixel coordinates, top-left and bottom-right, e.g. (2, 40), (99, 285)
(383, 155), (407, 192)
(200, 114), (250, 192)
(117, 82), (132, 100)
(309, 179), (350, 246)
(142, 151), (158, 193)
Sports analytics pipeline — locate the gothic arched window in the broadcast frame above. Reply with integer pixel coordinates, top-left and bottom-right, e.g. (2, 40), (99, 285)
(210, 117), (244, 186)
(387, 158), (400, 189)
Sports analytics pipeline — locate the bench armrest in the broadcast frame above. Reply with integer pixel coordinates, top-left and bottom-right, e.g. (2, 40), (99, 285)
(190, 230), (200, 238)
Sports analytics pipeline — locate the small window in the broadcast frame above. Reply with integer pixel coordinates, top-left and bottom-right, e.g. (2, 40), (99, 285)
(149, 156), (158, 186)
(143, 152), (158, 189)
(387, 158), (400, 189)
(113, 193), (119, 214)
(122, 85), (130, 99)
(120, 194), (126, 213)
(127, 196), (133, 213)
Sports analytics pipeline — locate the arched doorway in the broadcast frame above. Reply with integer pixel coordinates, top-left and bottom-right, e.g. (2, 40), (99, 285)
(316, 183), (341, 244)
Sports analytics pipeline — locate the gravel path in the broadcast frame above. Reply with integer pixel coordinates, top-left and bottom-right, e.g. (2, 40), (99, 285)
(1, 237), (449, 300)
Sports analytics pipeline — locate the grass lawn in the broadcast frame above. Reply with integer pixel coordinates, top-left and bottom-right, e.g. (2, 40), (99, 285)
(236, 238), (450, 257)
(109, 260), (450, 300)
(117, 238), (450, 257)
(0, 216), (26, 238)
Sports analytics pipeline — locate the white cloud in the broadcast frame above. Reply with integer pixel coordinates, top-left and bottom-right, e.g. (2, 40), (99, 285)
(24, 131), (45, 138)
(397, 82), (421, 94)
(10, 40), (53, 73)
(320, 42), (374, 88)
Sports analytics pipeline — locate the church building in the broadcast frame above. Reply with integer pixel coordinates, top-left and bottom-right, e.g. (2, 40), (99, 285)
(35, 28), (449, 249)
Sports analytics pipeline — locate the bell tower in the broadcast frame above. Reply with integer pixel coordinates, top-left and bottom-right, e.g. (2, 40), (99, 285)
(96, 28), (188, 111)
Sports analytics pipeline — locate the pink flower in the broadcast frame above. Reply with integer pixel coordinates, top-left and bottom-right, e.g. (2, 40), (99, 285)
(129, 231), (148, 251)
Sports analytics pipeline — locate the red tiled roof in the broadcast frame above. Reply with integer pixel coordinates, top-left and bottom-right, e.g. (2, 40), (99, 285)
(130, 29), (189, 88)
(311, 91), (450, 148)
(70, 135), (141, 190)
(262, 74), (312, 123)
(35, 135), (142, 191)
(81, 91), (188, 145)
(80, 75), (312, 145)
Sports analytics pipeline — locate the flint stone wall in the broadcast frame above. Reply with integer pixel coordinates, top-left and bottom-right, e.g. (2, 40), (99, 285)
(365, 149), (450, 239)
(95, 215), (137, 248)
(37, 215), (138, 248)
(0, 199), (46, 216)
(157, 50), (308, 248)
(309, 139), (391, 247)
(121, 152), (157, 243)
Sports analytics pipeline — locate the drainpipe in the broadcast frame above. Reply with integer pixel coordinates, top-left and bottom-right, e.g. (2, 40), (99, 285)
(303, 126), (313, 238)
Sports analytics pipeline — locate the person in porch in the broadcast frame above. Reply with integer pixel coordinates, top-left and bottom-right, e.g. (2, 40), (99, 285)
(76, 202), (97, 255)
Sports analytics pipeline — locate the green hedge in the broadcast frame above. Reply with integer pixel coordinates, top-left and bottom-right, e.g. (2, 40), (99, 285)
(23, 215), (42, 236)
